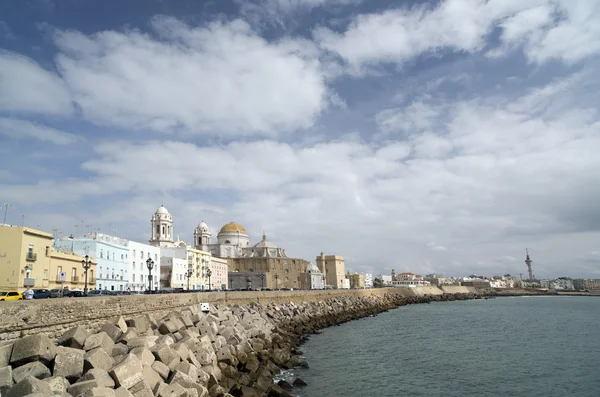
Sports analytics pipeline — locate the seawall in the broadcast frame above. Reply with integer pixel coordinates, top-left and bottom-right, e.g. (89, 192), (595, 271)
(0, 289), (482, 397)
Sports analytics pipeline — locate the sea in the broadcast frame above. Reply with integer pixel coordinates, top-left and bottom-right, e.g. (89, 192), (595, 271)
(276, 296), (600, 397)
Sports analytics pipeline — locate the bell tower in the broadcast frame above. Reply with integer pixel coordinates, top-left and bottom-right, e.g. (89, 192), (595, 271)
(194, 221), (212, 251)
(149, 205), (174, 247)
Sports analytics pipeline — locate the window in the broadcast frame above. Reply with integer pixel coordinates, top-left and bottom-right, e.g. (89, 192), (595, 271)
(111, 285), (114, 291)
(107, 251), (110, 260)
(133, 249), (136, 257)
(112, 253), (115, 261)
(162, 226), (165, 235)
(141, 275), (144, 283)
(99, 267), (103, 279)
(140, 251), (143, 259)
(155, 254), (157, 261)
(45, 246), (49, 256)
(121, 254), (123, 260)
(100, 250), (103, 259)
(133, 274), (136, 282)
(57, 266), (62, 276)
(43, 269), (48, 279)
(71, 268), (76, 277)
(28, 244), (33, 256)
(90, 270), (93, 281)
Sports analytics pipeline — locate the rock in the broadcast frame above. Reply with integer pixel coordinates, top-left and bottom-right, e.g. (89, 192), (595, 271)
(292, 378), (307, 386)
(0, 343), (14, 367)
(120, 329), (139, 344)
(85, 332), (115, 352)
(85, 347), (115, 372)
(115, 386), (135, 397)
(112, 343), (129, 357)
(81, 387), (117, 397)
(53, 346), (85, 382)
(142, 365), (163, 392)
(12, 361), (51, 383)
(158, 381), (186, 397)
(9, 335), (56, 367)
(76, 368), (116, 388)
(109, 353), (144, 390)
(110, 316), (128, 333)
(128, 379), (153, 396)
(128, 317), (150, 333)
(267, 384), (293, 397)
(58, 326), (91, 349)
(174, 361), (197, 380)
(43, 376), (70, 394)
(276, 380), (293, 391)
(127, 336), (154, 350)
(5, 376), (53, 397)
(152, 344), (181, 370)
(68, 379), (101, 396)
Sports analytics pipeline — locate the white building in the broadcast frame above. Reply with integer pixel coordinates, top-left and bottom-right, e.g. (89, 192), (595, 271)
(160, 256), (187, 289)
(364, 273), (373, 288)
(209, 257), (228, 290)
(128, 240), (161, 292)
(391, 280), (431, 288)
(304, 262), (325, 290)
(377, 274), (393, 286)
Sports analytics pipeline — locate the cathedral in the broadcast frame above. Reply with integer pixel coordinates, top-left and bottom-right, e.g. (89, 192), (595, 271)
(149, 206), (312, 289)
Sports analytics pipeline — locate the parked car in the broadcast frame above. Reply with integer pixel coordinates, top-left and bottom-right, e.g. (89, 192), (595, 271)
(0, 291), (23, 301)
(49, 289), (63, 298)
(62, 290), (87, 298)
(87, 289), (116, 296)
(32, 289), (52, 299)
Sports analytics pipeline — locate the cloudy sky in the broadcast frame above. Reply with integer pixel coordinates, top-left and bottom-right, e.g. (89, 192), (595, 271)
(1, 0), (599, 279)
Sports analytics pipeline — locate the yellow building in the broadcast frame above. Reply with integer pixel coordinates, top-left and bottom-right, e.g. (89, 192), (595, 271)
(0, 225), (96, 292)
(186, 247), (211, 290)
(316, 252), (345, 289)
(346, 272), (366, 289)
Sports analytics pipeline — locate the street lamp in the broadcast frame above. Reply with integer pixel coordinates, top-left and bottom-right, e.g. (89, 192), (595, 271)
(206, 268), (212, 291)
(260, 273), (265, 290)
(81, 255), (92, 294)
(246, 276), (252, 291)
(274, 273), (279, 290)
(146, 257), (154, 292)
(297, 275), (300, 289)
(322, 274), (325, 289)
(185, 268), (192, 290)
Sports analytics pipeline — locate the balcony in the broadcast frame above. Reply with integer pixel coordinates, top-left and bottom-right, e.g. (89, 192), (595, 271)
(23, 278), (35, 287)
(26, 253), (37, 261)
(71, 276), (80, 283)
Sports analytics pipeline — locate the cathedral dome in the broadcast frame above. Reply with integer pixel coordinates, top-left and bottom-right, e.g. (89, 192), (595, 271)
(253, 233), (277, 249)
(155, 205), (170, 215)
(306, 262), (321, 273)
(198, 221), (209, 229)
(219, 222), (248, 235)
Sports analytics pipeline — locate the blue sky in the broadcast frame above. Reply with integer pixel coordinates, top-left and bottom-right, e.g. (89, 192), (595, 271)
(1, 0), (600, 278)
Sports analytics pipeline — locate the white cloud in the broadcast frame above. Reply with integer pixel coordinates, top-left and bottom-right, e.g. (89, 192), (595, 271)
(0, 117), (79, 145)
(52, 17), (329, 137)
(238, 0), (361, 26)
(314, 0), (600, 71)
(0, 51), (73, 115)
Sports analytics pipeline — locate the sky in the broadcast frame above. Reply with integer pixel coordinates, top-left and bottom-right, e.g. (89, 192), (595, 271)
(1, 0), (599, 279)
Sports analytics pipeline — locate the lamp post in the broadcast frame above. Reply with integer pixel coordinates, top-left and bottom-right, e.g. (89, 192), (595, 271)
(206, 268), (212, 291)
(297, 275), (300, 290)
(81, 255), (93, 294)
(146, 257), (154, 292)
(185, 268), (192, 290)
(229, 277), (233, 291)
(246, 276), (252, 291)
(260, 273), (265, 290)
(274, 273), (279, 290)
(322, 274), (325, 289)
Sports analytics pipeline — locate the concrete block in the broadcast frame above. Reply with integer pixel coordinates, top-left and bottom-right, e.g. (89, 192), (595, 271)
(152, 345), (180, 369)
(5, 376), (53, 397)
(53, 346), (85, 382)
(171, 342), (189, 361)
(130, 347), (155, 366)
(194, 348), (213, 366)
(76, 368), (115, 388)
(127, 336), (154, 350)
(101, 323), (124, 343)
(85, 347), (115, 372)
(151, 360), (170, 380)
(174, 361), (197, 381)
(0, 365), (13, 392)
(128, 379), (153, 397)
(158, 320), (178, 335)
(57, 326), (91, 349)
(128, 316), (150, 333)
(142, 365), (162, 392)
(84, 332), (115, 352)
(110, 316), (128, 333)
(112, 343), (129, 357)
(0, 343), (14, 367)
(12, 361), (51, 383)
(156, 335), (175, 346)
(80, 387), (117, 397)
(157, 382), (186, 397)
(43, 376), (70, 394)
(9, 335), (56, 366)
(186, 388), (199, 397)
(120, 329), (139, 344)
(197, 369), (210, 386)
(168, 370), (208, 397)
(109, 353), (143, 390)
(115, 386), (134, 397)
(68, 379), (100, 396)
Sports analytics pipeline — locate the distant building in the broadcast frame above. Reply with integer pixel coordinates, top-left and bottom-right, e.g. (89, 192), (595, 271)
(55, 232), (129, 291)
(316, 252), (345, 289)
(364, 273), (373, 288)
(209, 257), (228, 290)
(376, 274), (393, 286)
(128, 240), (161, 292)
(228, 272), (267, 290)
(391, 279), (431, 288)
(160, 245), (211, 290)
(346, 272), (366, 289)
(302, 262), (324, 290)
(160, 256), (187, 289)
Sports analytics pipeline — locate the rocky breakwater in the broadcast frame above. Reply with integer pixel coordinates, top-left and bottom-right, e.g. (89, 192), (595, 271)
(0, 291), (481, 397)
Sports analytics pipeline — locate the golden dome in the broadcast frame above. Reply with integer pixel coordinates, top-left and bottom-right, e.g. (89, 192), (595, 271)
(219, 222), (248, 234)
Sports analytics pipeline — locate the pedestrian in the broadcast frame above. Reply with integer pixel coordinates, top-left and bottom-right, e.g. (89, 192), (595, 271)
(24, 287), (34, 300)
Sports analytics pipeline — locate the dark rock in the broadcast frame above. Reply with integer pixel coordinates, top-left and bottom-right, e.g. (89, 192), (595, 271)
(292, 378), (307, 386)
(276, 380), (293, 391)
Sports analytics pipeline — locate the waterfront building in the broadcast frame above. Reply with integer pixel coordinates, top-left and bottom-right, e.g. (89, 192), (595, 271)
(160, 245), (211, 290)
(346, 272), (366, 289)
(364, 273), (373, 288)
(159, 256), (187, 289)
(585, 279), (600, 290)
(228, 271), (267, 290)
(55, 233), (129, 291)
(0, 225), (96, 291)
(375, 274), (393, 286)
(316, 252), (345, 289)
(391, 279), (431, 287)
(301, 262), (324, 290)
(209, 257), (228, 290)
(397, 272), (423, 281)
(460, 277), (491, 288)
(550, 278), (574, 290)
(128, 241), (161, 292)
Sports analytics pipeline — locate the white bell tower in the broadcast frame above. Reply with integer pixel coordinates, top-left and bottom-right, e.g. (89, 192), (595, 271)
(194, 221), (211, 251)
(149, 205), (174, 247)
